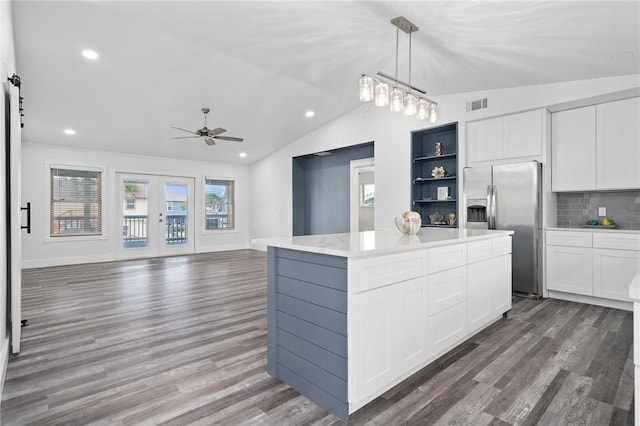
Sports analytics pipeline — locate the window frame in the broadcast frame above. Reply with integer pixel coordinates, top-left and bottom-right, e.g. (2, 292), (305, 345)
(204, 177), (236, 231)
(46, 163), (107, 242)
(125, 198), (136, 210)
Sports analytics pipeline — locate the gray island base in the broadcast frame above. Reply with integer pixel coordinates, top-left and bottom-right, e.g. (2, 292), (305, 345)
(262, 228), (514, 421)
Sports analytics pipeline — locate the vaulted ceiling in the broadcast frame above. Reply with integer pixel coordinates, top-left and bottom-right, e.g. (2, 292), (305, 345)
(12, 1), (640, 164)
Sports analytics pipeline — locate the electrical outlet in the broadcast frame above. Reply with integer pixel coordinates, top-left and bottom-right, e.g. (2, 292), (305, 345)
(598, 207), (606, 217)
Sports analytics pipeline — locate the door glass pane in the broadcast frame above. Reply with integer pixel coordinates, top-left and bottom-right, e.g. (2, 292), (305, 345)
(165, 183), (188, 246)
(122, 180), (149, 248)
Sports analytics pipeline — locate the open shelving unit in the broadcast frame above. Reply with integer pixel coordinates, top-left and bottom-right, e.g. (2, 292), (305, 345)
(411, 123), (459, 228)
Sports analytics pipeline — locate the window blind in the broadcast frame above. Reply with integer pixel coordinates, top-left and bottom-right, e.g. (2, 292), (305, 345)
(50, 168), (102, 237)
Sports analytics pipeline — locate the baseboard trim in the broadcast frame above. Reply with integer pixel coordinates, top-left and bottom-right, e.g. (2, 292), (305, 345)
(22, 254), (113, 269)
(22, 244), (253, 269)
(548, 290), (633, 311)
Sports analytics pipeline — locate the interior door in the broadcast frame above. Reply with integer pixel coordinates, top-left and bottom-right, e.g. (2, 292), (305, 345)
(7, 80), (22, 353)
(117, 174), (194, 259)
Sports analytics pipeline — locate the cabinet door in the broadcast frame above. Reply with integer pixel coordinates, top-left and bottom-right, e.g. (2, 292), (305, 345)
(350, 276), (429, 403)
(467, 116), (503, 163)
(503, 110), (543, 159)
(468, 254), (512, 332)
(350, 284), (394, 402)
(467, 260), (492, 331)
(429, 301), (467, 356)
(596, 97), (640, 190)
(546, 245), (593, 295)
(490, 254), (512, 315)
(429, 266), (467, 315)
(551, 106), (597, 191)
(593, 248), (640, 302)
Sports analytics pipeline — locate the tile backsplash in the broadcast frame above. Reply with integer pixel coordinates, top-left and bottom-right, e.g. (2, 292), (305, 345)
(556, 191), (640, 229)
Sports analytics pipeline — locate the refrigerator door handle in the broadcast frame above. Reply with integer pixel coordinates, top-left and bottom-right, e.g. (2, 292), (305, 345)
(491, 185), (497, 229)
(486, 185), (493, 229)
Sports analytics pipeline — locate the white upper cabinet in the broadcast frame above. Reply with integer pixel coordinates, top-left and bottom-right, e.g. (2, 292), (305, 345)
(467, 109), (543, 164)
(467, 116), (503, 163)
(596, 97), (640, 190)
(503, 110), (543, 159)
(551, 106), (597, 191)
(552, 97), (640, 192)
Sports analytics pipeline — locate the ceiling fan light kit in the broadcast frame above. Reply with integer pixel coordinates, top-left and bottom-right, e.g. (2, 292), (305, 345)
(359, 16), (438, 123)
(171, 107), (244, 146)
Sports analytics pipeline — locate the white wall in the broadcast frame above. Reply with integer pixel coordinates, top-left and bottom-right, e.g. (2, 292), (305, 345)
(249, 74), (640, 243)
(0, 0), (16, 396)
(21, 142), (251, 268)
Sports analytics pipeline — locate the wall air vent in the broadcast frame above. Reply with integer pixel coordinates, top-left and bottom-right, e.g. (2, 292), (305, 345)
(466, 98), (488, 112)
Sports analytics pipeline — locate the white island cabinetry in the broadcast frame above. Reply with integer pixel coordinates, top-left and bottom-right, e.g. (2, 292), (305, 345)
(263, 228), (513, 421)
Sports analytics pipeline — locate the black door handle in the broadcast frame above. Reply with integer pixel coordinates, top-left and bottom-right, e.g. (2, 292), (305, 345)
(21, 202), (31, 234)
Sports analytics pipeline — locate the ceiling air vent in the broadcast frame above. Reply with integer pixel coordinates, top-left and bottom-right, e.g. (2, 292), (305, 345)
(466, 98), (488, 112)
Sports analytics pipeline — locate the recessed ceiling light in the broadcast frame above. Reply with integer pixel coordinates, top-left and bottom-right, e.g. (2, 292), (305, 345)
(64, 129), (76, 135)
(82, 49), (99, 60)
(239, 152), (247, 158)
(305, 110), (315, 118)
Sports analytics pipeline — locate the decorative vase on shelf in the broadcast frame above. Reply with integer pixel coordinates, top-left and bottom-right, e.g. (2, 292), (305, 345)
(447, 212), (457, 226)
(435, 142), (443, 156)
(395, 211), (422, 235)
(429, 211), (444, 225)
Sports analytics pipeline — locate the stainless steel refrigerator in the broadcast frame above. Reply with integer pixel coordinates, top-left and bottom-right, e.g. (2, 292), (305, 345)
(463, 161), (541, 296)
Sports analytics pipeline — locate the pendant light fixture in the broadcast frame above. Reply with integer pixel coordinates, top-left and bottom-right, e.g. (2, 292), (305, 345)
(359, 16), (438, 122)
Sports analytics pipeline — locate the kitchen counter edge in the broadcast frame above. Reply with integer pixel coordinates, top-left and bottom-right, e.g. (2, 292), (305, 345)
(256, 228), (514, 259)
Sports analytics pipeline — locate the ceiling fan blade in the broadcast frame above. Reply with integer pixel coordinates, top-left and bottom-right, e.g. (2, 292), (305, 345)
(171, 136), (200, 139)
(171, 126), (198, 135)
(208, 127), (226, 136)
(213, 136), (244, 142)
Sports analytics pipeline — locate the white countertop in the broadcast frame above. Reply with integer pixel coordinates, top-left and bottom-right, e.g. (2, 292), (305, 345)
(547, 227), (640, 234)
(256, 228), (513, 258)
(629, 272), (640, 302)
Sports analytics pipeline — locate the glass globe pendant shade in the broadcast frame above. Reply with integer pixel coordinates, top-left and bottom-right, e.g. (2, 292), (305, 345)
(429, 103), (438, 123)
(374, 82), (390, 107)
(359, 75), (374, 102)
(389, 88), (403, 112)
(404, 93), (417, 116)
(416, 99), (429, 120)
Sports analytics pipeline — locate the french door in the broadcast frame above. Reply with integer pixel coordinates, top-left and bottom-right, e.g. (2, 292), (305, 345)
(117, 173), (194, 258)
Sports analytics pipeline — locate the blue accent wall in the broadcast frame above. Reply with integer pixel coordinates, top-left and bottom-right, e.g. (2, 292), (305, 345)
(292, 142), (374, 236)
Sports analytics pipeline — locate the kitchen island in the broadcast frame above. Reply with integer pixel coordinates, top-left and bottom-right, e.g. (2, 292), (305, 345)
(261, 228), (514, 421)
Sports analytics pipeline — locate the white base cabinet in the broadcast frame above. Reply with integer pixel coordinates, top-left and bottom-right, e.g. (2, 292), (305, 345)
(468, 254), (511, 332)
(350, 276), (429, 403)
(546, 245), (593, 296)
(593, 249), (640, 301)
(349, 237), (512, 411)
(546, 230), (640, 303)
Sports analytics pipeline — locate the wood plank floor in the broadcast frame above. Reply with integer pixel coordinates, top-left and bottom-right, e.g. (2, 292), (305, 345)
(1, 249), (634, 425)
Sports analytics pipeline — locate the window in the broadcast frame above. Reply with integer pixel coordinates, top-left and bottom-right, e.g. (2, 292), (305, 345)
(360, 183), (375, 206)
(125, 199), (136, 210)
(205, 179), (234, 230)
(50, 168), (102, 237)
(166, 201), (173, 212)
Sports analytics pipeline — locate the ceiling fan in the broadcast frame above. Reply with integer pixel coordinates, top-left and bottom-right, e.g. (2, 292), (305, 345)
(171, 108), (244, 146)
